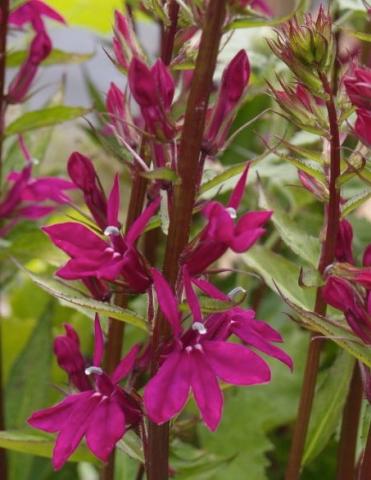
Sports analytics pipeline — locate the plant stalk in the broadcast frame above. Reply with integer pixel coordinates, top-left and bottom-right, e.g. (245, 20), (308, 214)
(336, 364), (363, 480)
(147, 2), (227, 479)
(285, 73), (342, 480)
(359, 423), (371, 480)
(0, 2), (9, 480)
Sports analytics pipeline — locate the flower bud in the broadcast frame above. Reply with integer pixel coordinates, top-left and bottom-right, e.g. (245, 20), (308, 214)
(106, 82), (138, 146)
(335, 219), (354, 264)
(268, 6), (333, 92)
(113, 10), (143, 71)
(151, 59), (175, 110)
(344, 67), (371, 110)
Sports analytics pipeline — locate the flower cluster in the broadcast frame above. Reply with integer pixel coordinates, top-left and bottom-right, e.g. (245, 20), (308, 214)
(25, 6), (292, 472)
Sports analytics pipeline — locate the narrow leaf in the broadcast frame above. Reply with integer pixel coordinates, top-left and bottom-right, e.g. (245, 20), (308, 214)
(18, 265), (148, 331)
(7, 49), (94, 68)
(5, 106), (90, 136)
(341, 189), (371, 218)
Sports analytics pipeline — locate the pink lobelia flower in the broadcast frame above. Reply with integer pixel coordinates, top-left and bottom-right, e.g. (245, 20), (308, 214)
(205, 50), (250, 152)
(182, 165), (272, 276)
(144, 269), (271, 431)
(128, 57), (176, 141)
(9, 0), (65, 33)
(0, 144), (74, 236)
(29, 316), (141, 470)
(7, 30), (52, 103)
(43, 177), (160, 292)
(189, 275), (293, 370)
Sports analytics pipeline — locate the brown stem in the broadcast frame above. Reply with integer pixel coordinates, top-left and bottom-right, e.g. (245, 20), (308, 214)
(161, 1), (180, 66)
(336, 364), (363, 480)
(285, 74), (342, 480)
(147, 3), (227, 480)
(0, 2), (9, 479)
(101, 153), (150, 480)
(359, 423), (371, 480)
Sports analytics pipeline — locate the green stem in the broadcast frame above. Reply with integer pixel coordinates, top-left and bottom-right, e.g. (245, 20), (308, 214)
(147, 3), (227, 479)
(285, 73), (342, 480)
(0, 2), (9, 479)
(336, 364), (363, 480)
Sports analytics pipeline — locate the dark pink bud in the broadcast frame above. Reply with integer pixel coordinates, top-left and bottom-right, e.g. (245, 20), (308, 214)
(206, 50), (250, 147)
(128, 57), (158, 108)
(335, 219), (354, 264)
(7, 31), (51, 103)
(113, 10), (141, 70)
(67, 152), (107, 229)
(298, 170), (328, 201)
(363, 245), (371, 267)
(151, 59), (175, 110)
(54, 324), (91, 391)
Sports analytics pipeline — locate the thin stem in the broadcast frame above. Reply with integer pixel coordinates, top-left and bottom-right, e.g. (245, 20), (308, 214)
(101, 149), (150, 480)
(336, 364), (363, 480)
(359, 423), (371, 480)
(0, 2), (9, 480)
(161, 1), (180, 66)
(285, 74), (342, 480)
(147, 3), (227, 480)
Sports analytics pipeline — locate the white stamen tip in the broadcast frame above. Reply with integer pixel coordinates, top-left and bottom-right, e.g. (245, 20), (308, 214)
(226, 207), (237, 219)
(32, 157), (40, 165)
(228, 286), (247, 301)
(112, 252), (121, 259)
(192, 322), (207, 335)
(85, 366), (103, 376)
(104, 247), (114, 254)
(194, 343), (203, 351)
(104, 225), (120, 237)
(185, 346), (193, 353)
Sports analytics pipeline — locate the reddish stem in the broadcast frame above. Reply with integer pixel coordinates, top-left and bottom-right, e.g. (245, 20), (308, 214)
(0, 2), (9, 479)
(359, 423), (371, 480)
(147, 3), (227, 479)
(336, 364), (363, 480)
(285, 74), (342, 480)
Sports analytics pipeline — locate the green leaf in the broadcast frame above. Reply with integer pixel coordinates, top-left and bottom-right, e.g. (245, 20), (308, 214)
(279, 141), (323, 163)
(19, 266), (148, 331)
(5, 106), (90, 136)
(117, 431), (144, 463)
(351, 31), (371, 42)
(0, 431), (97, 464)
(141, 167), (180, 183)
(171, 440), (235, 480)
(200, 163), (246, 196)
(226, 0), (307, 30)
(259, 186), (321, 266)
(243, 246), (315, 309)
(304, 352), (355, 465)
(282, 294), (371, 367)
(5, 304), (54, 479)
(341, 189), (371, 218)
(281, 156), (326, 181)
(7, 49), (94, 68)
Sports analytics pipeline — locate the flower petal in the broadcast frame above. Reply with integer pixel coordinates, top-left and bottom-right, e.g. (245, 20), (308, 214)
(203, 340), (271, 386)
(151, 268), (182, 336)
(144, 351), (191, 425)
(86, 397), (125, 462)
(93, 315), (104, 367)
(227, 164), (249, 210)
(111, 344), (140, 384)
(126, 196), (160, 246)
(190, 350), (223, 431)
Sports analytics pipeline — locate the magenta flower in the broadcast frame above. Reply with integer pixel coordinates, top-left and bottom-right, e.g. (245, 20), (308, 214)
(43, 177), (160, 292)
(144, 269), (271, 431)
(205, 50), (250, 152)
(335, 219), (354, 264)
(0, 157), (74, 236)
(183, 165), (272, 276)
(9, 0), (65, 33)
(29, 316), (141, 470)
(128, 57), (176, 141)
